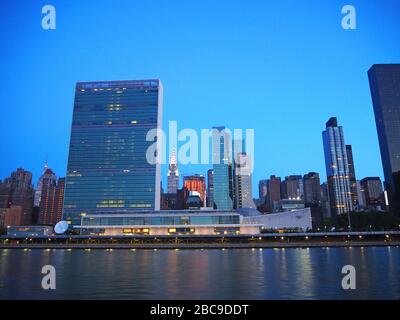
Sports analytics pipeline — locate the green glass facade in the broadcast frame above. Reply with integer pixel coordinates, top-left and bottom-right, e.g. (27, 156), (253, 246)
(63, 80), (163, 226)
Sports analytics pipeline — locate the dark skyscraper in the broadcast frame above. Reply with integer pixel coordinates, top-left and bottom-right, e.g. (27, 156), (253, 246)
(346, 145), (358, 207)
(258, 180), (268, 200)
(267, 175), (281, 212)
(0, 168), (34, 226)
(303, 172), (321, 206)
(368, 64), (400, 212)
(281, 175), (303, 200)
(322, 117), (353, 216)
(360, 177), (386, 211)
(63, 80), (163, 226)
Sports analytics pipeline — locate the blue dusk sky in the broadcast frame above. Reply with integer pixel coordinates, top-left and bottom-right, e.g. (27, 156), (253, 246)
(1, 0), (400, 193)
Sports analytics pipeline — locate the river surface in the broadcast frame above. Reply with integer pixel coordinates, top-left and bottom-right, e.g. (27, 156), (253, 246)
(0, 247), (399, 299)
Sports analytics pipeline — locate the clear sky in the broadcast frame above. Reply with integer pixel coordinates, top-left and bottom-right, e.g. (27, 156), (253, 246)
(1, 0), (400, 194)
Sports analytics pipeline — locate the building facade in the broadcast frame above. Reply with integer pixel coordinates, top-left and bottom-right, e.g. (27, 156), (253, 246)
(183, 175), (206, 203)
(322, 117), (353, 216)
(368, 64), (400, 213)
(267, 175), (281, 212)
(63, 80), (163, 226)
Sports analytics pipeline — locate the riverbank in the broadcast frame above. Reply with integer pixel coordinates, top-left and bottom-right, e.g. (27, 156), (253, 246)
(1, 240), (399, 249)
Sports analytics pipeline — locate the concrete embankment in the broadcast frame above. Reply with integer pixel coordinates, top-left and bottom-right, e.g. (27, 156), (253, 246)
(1, 241), (399, 250)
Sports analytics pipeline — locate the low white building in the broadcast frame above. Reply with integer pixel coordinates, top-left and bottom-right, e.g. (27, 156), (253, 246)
(240, 208), (312, 231)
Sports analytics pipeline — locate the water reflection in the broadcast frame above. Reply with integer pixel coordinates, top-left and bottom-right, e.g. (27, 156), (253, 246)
(0, 247), (399, 300)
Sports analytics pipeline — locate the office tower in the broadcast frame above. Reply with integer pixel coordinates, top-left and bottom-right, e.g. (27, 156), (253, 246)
(258, 180), (268, 200)
(38, 168), (57, 225)
(267, 175), (281, 212)
(167, 149), (179, 194)
(368, 64), (400, 212)
(233, 152), (255, 208)
(281, 175), (303, 200)
(346, 145), (358, 207)
(183, 175), (206, 203)
(322, 117), (353, 216)
(303, 172), (322, 206)
(360, 177), (385, 211)
(63, 80), (163, 226)
(212, 126), (233, 210)
(38, 174), (65, 226)
(321, 182), (331, 219)
(0, 168), (34, 225)
(34, 160), (49, 207)
(207, 169), (214, 208)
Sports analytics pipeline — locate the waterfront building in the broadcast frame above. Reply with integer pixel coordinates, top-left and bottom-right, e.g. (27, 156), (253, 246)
(322, 117), (353, 216)
(63, 80), (163, 226)
(368, 64), (400, 212)
(206, 169), (214, 208)
(76, 210), (262, 236)
(167, 149), (179, 194)
(212, 126), (234, 210)
(360, 177), (386, 211)
(346, 145), (359, 207)
(241, 207), (312, 232)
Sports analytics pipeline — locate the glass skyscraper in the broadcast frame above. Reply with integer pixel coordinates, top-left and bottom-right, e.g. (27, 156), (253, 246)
(368, 64), (400, 212)
(322, 117), (353, 216)
(63, 80), (163, 226)
(212, 126), (234, 210)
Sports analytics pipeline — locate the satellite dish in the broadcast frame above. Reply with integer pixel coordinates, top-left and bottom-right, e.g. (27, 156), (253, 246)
(54, 221), (69, 234)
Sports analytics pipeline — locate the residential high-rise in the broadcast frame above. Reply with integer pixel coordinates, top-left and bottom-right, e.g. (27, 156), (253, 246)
(346, 145), (358, 207)
(63, 80), (163, 226)
(267, 175), (281, 212)
(368, 64), (400, 212)
(167, 149), (179, 194)
(183, 175), (206, 203)
(360, 177), (385, 211)
(233, 152), (255, 208)
(212, 126), (233, 210)
(207, 169), (214, 208)
(322, 117), (353, 216)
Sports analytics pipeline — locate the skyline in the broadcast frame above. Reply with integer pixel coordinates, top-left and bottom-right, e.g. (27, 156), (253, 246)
(2, 0), (400, 192)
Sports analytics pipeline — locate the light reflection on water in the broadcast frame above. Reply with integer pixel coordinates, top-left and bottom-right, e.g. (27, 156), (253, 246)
(0, 247), (399, 300)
